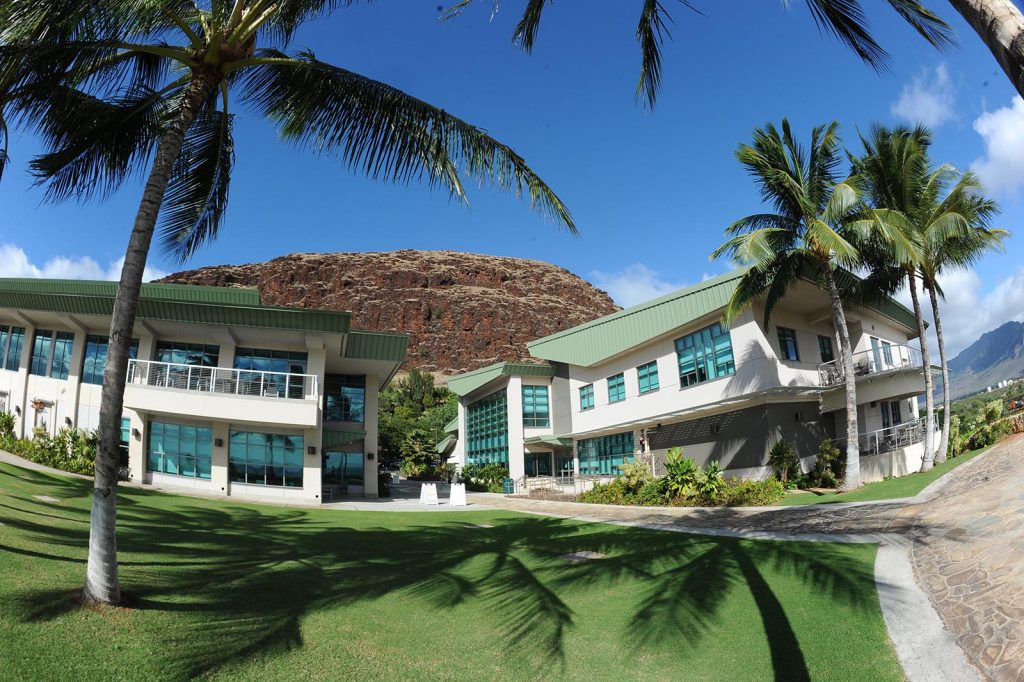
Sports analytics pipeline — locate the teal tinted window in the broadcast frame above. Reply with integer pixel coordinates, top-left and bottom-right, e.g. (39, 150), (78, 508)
(607, 373), (626, 403)
(676, 323), (736, 387)
(324, 452), (364, 486)
(465, 390), (508, 466)
(0, 326), (25, 371)
(155, 341), (219, 367)
(522, 385), (550, 427)
(637, 361), (659, 394)
(229, 430), (304, 487)
(579, 384), (595, 411)
(324, 374), (365, 422)
(777, 327), (799, 361)
(49, 332), (74, 380)
(578, 432), (635, 476)
(29, 330), (53, 376)
(818, 335), (834, 363)
(234, 347), (308, 399)
(146, 421), (213, 480)
(82, 335), (139, 385)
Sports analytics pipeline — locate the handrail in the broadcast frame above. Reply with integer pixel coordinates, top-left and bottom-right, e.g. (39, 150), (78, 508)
(125, 358), (319, 400)
(834, 417), (934, 456)
(818, 344), (922, 386)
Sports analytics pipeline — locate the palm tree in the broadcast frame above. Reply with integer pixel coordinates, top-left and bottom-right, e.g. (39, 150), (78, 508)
(947, 0), (1024, 98)
(1, 1), (574, 605)
(852, 126), (939, 471)
(713, 120), (870, 491)
(916, 173), (1004, 460)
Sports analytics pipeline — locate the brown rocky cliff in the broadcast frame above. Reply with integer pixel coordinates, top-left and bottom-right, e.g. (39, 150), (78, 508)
(158, 250), (621, 376)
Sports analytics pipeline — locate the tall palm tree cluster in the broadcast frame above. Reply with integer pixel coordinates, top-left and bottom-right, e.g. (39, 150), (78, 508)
(717, 121), (1005, 490)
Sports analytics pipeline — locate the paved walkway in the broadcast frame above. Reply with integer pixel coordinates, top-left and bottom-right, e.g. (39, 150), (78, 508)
(471, 437), (1024, 681)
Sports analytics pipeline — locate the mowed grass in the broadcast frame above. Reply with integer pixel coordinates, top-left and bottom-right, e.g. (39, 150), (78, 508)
(0, 462), (901, 681)
(780, 446), (990, 506)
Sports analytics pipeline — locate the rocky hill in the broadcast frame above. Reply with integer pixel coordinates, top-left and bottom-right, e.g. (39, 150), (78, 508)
(946, 321), (1024, 399)
(158, 250), (620, 377)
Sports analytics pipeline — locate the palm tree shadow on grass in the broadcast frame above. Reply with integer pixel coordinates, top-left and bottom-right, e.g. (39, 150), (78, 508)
(7, 487), (889, 681)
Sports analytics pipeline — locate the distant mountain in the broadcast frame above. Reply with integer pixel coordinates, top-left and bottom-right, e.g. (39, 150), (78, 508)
(946, 321), (1024, 399)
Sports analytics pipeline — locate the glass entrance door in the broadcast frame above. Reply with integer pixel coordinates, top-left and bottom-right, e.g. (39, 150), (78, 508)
(524, 452), (552, 477)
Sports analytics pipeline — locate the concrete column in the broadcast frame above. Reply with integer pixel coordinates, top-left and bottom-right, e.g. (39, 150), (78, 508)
(14, 323), (33, 439)
(363, 374), (379, 497)
(127, 412), (146, 482)
(506, 377), (525, 481)
(303, 426), (322, 502)
(211, 421), (230, 496)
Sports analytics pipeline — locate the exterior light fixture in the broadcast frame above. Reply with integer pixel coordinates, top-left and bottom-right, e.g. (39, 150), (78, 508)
(367, 452), (375, 460)
(307, 446), (317, 455)
(215, 438), (224, 448)
(132, 428), (141, 439)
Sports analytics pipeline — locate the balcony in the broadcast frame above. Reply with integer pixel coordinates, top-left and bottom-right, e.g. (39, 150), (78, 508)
(857, 417), (929, 456)
(124, 359), (319, 427)
(818, 345), (923, 386)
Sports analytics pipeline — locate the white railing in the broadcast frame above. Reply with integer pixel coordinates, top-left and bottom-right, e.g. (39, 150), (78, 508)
(834, 417), (930, 457)
(818, 344), (923, 386)
(126, 359), (318, 401)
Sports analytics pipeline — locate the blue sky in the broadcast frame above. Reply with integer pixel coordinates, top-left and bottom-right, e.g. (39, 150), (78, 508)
(1, 1), (1022, 356)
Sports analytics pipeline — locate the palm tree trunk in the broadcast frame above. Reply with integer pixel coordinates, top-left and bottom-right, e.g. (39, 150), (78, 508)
(823, 267), (861, 491)
(84, 69), (219, 605)
(947, 0), (1024, 98)
(927, 280), (952, 463)
(908, 274), (936, 472)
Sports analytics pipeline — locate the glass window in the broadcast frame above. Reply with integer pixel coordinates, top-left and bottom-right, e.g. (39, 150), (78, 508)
(324, 374), (366, 422)
(579, 384), (595, 411)
(676, 323), (736, 387)
(891, 400), (902, 425)
(29, 330), (53, 376)
(522, 385), (550, 428)
(119, 417), (131, 467)
(0, 326), (25, 371)
(234, 348), (308, 399)
(48, 332), (74, 380)
(881, 402), (891, 429)
(777, 327), (799, 362)
(465, 389), (508, 466)
(146, 420), (213, 480)
(882, 341), (894, 366)
(607, 373), (626, 403)
(818, 335), (834, 363)
(228, 429), (304, 487)
(323, 452), (364, 487)
(578, 432), (635, 476)
(637, 361), (659, 394)
(82, 335), (139, 385)
(154, 341), (219, 367)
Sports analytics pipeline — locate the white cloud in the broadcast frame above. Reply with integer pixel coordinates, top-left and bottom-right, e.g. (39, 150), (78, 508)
(971, 96), (1024, 197)
(589, 264), (721, 308)
(891, 63), (956, 128)
(896, 267), (1024, 359)
(0, 244), (168, 282)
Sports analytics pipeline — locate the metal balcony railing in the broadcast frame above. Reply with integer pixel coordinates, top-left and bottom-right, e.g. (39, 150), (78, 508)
(834, 417), (930, 457)
(126, 359), (318, 401)
(818, 344), (923, 386)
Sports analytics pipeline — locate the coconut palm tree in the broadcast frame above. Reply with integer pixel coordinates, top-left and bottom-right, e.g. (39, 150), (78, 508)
(947, 0), (1024, 98)
(0, 1), (574, 605)
(851, 126), (939, 471)
(712, 120), (871, 491)
(916, 173), (1004, 460)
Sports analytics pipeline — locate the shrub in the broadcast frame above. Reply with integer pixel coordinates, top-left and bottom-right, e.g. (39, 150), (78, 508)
(1, 427), (97, 476)
(436, 462), (457, 483)
(461, 463), (508, 493)
(695, 461), (725, 503)
(400, 459), (427, 478)
(577, 478), (628, 505)
(767, 440), (800, 485)
(664, 448), (704, 501)
(808, 438), (843, 488)
(968, 419), (1011, 450)
(948, 415), (965, 457)
(0, 412), (14, 439)
(720, 478), (785, 506)
(635, 477), (670, 506)
(617, 459), (651, 494)
(984, 399), (1004, 423)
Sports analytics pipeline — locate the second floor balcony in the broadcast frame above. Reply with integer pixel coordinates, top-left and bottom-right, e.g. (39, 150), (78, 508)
(124, 359), (320, 427)
(818, 344), (923, 386)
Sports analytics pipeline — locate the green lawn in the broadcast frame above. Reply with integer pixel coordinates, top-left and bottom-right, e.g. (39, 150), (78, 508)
(0, 462), (901, 681)
(779, 446), (990, 506)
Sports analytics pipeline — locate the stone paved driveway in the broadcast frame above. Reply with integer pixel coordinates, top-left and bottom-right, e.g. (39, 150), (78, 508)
(471, 435), (1024, 681)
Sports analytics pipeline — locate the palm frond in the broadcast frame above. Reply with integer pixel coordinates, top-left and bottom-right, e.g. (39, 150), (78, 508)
(510, 0), (548, 52)
(806, 219), (859, 266)
(884, 0), (955, 48)
(712, 228), (790, 267)
(803, 0), (888, 70)
(159, 105), (234, 263)
(634, 0), (675, 108)
(0, 112), (8, 181)
(238, 49), (574, 231)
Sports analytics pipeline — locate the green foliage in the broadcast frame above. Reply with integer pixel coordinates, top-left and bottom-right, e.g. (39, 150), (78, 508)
(577, 478), (629, 505)
(720, 478), (786, 507)
(767, 440), (800, 485)
(663, 447), (703, 501)
(378, 369), (457, 472)
(461, 463), (508, 493)
(695, 461), (725, 503)
(617, 459), (651, 494)
(437, 462), (457, 483)
(0, 412), (15, 438)
(967, 420), (1011, 450)
(948, 415), (965, 458)
(984, 399), (1004, 423)
(808, 438), (844, 488)
(635, 477), (670, 506)
(0, 427), (97, 476)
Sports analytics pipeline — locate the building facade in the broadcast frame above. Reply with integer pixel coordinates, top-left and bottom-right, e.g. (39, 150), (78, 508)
(0, 278), (407, 503)
(445, 271), (939, 487)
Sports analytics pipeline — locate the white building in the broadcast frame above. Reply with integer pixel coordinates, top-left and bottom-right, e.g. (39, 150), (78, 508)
(444, 271), (939, 487)
(0, 278), (407, 503)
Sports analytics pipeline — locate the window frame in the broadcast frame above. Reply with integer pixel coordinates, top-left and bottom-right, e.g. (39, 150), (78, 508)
(29, 329), (76, 380)
(637, 361), (660, 394)
(607, 373), (626, 403)
(324, 374), (366, 422)
(579, 384), (595, 411)
(521, 384), (550, 428)
(465, 389), (509, 466)
(777, 326), (800, 362)
(82, 335), (140, 385)
(818, 335), (835, 364)
(0, 325), (26, 372)
(675, 322), (736, 388)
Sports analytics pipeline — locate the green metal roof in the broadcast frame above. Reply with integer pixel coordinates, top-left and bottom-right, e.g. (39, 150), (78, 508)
(447, 361), (555, 397)
(344, 330), (408, 363)
(444, 416), (459, 434)
(322, 429), (365, 449)
(524, 435), (574, 447)
(434, 434), (456, 454)
(527, 269), (920, 367)
(0, 278), (350, 334)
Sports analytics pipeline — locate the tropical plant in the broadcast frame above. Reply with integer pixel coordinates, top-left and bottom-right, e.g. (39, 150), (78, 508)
(695, 460), (725, 502)
(663, 447), (703, 500)
(0, 2), (573, 605)
(712, 120), (873, 491)
(617, 459), (652, 493)
(809, 437), (844, 488)
(0, 411), (15, 438)
(767, 440), (800, 485)
(852, 125), (1004, 468)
